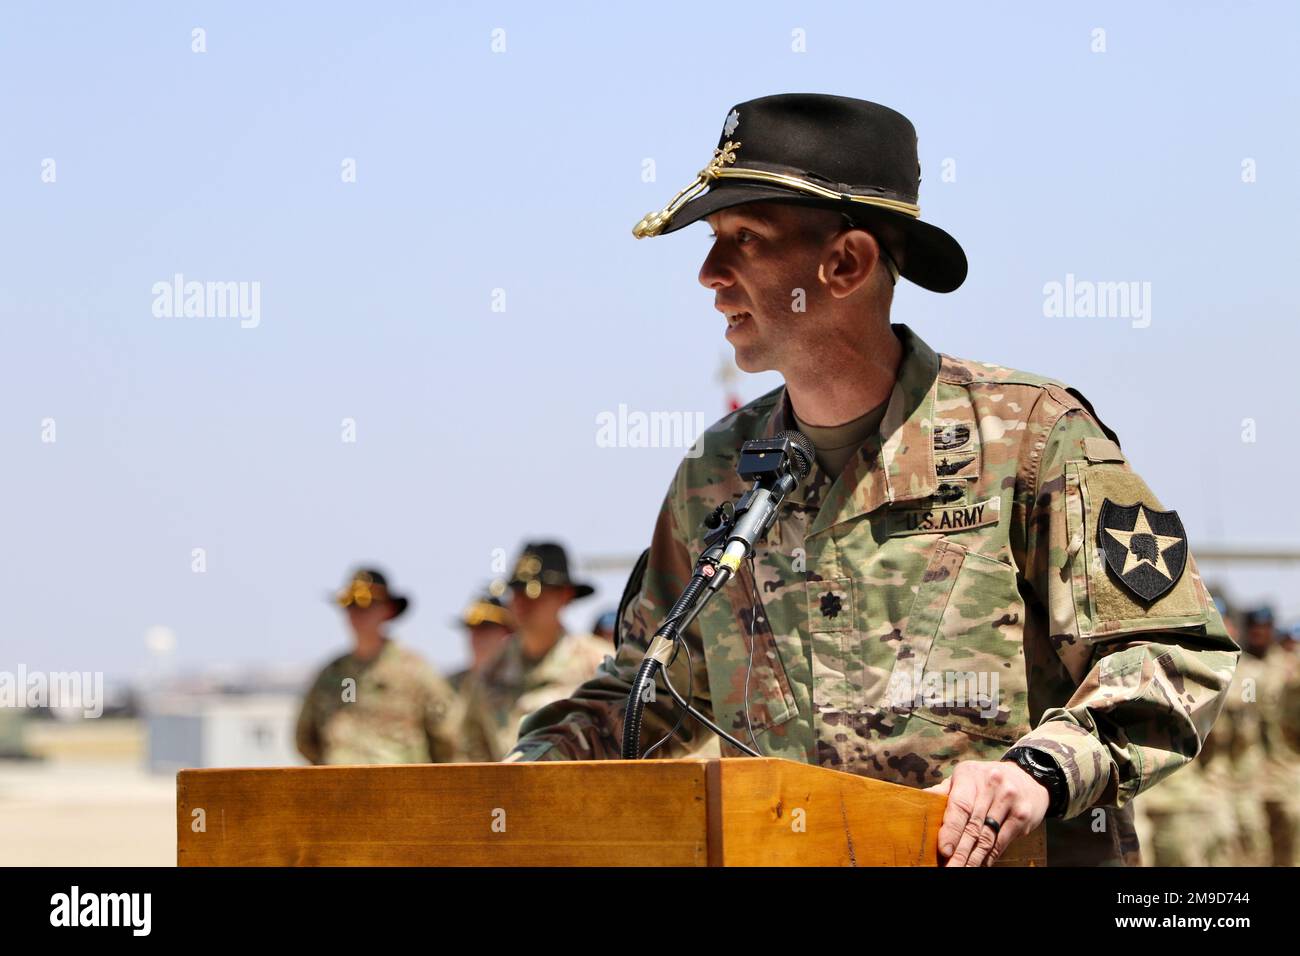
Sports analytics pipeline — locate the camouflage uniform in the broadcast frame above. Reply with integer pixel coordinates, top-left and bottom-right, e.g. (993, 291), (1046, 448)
(1225, 647), (1300, 865)
(1281, 648), (1300, 863)
(1133, 756), (1232, 867)
(461, 631), (611, 763)
(447, 668), (471, 695)
(1192, 651), (1266, 864)
(511, 323), (1239, 866)
(295, 638), (459, 765)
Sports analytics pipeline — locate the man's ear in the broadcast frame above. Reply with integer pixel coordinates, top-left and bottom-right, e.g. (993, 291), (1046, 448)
(821, 228), (882, 299)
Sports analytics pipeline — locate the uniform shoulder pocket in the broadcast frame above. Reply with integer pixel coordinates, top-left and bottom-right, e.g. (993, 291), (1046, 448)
(1065, 459), (1211, 639)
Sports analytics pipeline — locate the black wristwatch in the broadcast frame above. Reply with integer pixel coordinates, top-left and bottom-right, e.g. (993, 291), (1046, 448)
(1002, 747), (1069, 819)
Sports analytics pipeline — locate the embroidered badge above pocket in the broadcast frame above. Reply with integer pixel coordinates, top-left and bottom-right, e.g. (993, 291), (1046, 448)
(933, 480), (969, 505)
(933, 418), (980, 478)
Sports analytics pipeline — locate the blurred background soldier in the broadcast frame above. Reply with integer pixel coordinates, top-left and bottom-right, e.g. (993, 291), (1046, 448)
(591, 609), (618, 644)
(1236, 606), (1300, 866)
(1136, 590), (1239, 865)
(1280, 623), (1298, 656)
(460, 543), (608, 762)
(1280, 622), (1300, 852)
(295, 568), (458, 765)
(447, 589), (516, 694)
(444, 588), (516, 755)
(1199, 603), (1300, 865)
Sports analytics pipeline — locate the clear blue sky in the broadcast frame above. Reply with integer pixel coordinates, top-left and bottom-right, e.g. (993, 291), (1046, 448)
(2, 1), (1296, 681)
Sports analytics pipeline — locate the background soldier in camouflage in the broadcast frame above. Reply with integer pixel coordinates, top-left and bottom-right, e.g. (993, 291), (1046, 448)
(1280, 621), (1300, 861)
(592, 608), (619, 644)
(460, 543), (609, 762)
(1227, 607), (1300, 866)
(296, 568), (458, 765)
(1134, 590), (1241, 866)
(507, 94), (1239, 867)
(445, 588), (515, 756)
(447, 589), (516, 694)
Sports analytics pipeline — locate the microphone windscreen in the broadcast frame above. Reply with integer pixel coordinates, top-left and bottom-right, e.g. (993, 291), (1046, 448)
(776, 430), (815, 480)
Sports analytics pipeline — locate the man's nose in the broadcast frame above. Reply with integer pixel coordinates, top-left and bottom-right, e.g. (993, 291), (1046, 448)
(698, 242), (734, 290)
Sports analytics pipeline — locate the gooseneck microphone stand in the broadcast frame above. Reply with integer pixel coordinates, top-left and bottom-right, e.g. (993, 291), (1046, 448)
(621, 431), (814, 759)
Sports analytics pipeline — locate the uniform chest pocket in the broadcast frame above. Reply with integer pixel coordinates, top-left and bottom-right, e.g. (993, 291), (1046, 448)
(701, 562), (799, 742)
(883, 539), (1028, 745)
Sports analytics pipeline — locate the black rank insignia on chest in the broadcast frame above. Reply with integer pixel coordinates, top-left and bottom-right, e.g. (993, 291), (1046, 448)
(819, 591), (844, 619)
(1097, 499), (1188, 603)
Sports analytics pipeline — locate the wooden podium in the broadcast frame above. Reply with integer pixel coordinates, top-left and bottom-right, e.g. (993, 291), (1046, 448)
(176, 757), (1045, 866)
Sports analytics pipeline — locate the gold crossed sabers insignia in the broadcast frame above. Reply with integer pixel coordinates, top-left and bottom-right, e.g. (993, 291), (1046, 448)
(633, 138), (924, 239)
(338, 579), (373, 608)
(633, 141), (743, 238)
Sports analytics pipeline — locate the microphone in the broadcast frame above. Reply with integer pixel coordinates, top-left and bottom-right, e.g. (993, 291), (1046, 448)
(710, 430), (814, 589)
(620, 429), (814, 759)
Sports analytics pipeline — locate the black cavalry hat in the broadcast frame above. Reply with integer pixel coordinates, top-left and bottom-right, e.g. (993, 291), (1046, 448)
(632, 93), (967, 293)
(331, 567), (410, 618)
(506, 542), (595, 600)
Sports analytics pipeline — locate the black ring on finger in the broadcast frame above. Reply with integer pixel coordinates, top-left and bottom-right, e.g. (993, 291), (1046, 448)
(983, 816), (1002, 835)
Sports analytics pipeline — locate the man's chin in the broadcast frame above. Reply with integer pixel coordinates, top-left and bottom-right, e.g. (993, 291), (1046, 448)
(724, 320), (774, 373)
(728, 345), (770, 375)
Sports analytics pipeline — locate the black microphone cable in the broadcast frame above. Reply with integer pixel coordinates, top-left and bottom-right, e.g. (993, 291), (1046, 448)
(623, 430), (813, 760)
(646, 557), (773, 758)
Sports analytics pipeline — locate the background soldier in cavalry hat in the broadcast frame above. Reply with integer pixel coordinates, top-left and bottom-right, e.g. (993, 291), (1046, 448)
(460, 542), (609, 762)
(1225, 606), (1300, 866)
(443, 588), (517, 760)
(447, 589), (516, 694)
(295, 567), (459, 765)
(508, 93), (1239, 866)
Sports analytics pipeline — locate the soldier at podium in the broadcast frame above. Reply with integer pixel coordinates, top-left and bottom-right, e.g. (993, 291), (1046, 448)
(296, 568), (459, 765)
(460, 543), (610, 762)
(506, 94), (1239, 867)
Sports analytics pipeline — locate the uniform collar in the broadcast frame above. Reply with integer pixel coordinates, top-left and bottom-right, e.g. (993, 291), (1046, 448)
(762, 323), (940, 534)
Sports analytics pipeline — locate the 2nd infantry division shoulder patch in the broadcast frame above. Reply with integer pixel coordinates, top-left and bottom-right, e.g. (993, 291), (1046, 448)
(1096, 499), (1187, 603)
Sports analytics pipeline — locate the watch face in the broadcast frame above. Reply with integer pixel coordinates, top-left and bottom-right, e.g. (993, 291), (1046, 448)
(1009, 748), (1049, 774)
(1010, 750), (1067, 816)
(1022, 751), (1053, 774)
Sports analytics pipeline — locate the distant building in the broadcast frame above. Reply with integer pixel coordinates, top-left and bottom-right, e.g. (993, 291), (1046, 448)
(145, 693), (301, 774)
